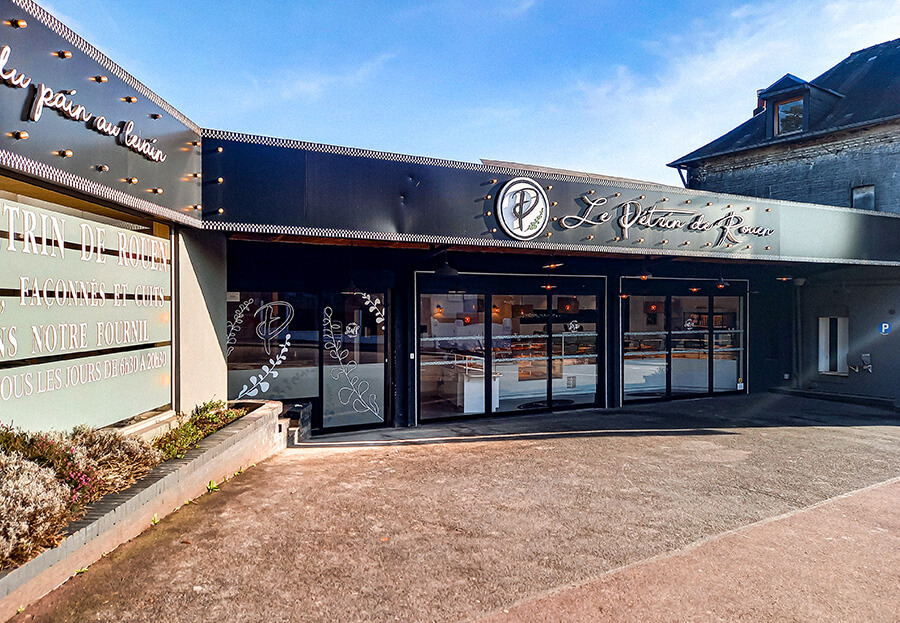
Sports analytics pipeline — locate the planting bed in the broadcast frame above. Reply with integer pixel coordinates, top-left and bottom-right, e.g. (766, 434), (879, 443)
(0, 400), (284, 622)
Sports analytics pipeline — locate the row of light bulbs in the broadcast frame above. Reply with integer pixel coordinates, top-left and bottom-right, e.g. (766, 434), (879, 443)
(7, 131), (212, 210)
(5, 18), (225, 216)
(5, 20), (172, 120)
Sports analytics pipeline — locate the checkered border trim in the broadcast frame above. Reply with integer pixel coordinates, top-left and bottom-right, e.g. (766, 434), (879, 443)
(11, 0), (200, 133)
(0, 148), (202, 226)
(202, 220), (900, 267)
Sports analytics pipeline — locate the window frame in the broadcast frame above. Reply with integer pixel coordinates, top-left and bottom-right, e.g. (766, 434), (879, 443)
(817, 316), (849, 376)
(851, 184), (875, 211)
(774, 96), (804, 136)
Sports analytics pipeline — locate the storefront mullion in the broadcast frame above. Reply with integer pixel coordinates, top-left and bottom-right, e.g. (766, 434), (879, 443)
(665, 295), (673, 398)
(484, 292), (494, 418)
(707, 295), (715, 393)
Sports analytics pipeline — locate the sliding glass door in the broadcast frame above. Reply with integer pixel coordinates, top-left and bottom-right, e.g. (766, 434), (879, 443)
(622, 283), (747, 401)
(418, 275), (604, 421)
(491, 294), (549, 411)
(551, 295), (599, 406)
(670, 295), (711, 395)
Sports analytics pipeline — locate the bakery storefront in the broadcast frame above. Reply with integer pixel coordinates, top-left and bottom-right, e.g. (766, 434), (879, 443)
(0, 2), (222, 431)
(205, 132), (900, 433)
(7, 1), (900, 439)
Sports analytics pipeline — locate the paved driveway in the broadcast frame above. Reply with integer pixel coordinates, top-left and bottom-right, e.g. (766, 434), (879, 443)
(20, 394), (900, 622)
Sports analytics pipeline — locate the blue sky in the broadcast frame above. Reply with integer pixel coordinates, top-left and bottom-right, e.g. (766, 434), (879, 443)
(45, 0), (900, 185)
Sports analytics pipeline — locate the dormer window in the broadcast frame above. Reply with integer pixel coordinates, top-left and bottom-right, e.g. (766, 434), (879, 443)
(775, 97), (804, 135)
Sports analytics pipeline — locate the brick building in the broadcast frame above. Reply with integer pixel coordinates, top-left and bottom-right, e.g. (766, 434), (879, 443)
(669, 38), (900, 213)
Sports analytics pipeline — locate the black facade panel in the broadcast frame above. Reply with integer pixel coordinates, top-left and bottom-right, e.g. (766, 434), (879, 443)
(0, 8), (200, 216)
(204, 139), (308, 223)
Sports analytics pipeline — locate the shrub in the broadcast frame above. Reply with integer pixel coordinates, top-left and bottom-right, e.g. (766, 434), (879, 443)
(0, 400), (241, 571)
(68, 427), (162, 499)
(0, 425), (99, 510)
(0, 449), (70, 569)
(153, 400), (247, 460)
(0, 424), (162, 510)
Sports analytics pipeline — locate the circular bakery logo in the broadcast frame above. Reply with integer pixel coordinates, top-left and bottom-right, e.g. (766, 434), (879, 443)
(495, 177), (549, 241)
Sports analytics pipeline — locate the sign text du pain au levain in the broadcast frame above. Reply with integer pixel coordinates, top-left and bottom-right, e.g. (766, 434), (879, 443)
(0, 43), (167, 162)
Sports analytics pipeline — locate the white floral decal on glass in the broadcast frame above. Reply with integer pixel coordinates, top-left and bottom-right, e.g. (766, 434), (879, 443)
(323, 306), (381, 418)
(237, 333), (291, 399)
(225, 298), (254, 357)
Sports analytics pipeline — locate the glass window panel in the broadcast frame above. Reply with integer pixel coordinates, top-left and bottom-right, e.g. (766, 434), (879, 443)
(776, 98), (803, 134)
(713, 296), (745, 391)
(671, 295), (710, 395)
(491, 294), (549, 411)
(227, 292), (318, 401)
(623, 295), (668, 399)
(851, 185), (875, 211)
(322, 292), (386, 427)
(551, 295), (598, 406)
(817, 316), (848, 376)
(419, 294), (486, 420)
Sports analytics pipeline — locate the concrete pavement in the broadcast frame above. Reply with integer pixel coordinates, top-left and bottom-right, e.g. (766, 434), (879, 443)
(480, 477), (900, 622)
(15, 394), (900, 622)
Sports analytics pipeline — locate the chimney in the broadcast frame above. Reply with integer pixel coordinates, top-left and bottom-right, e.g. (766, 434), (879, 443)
(753, 89), (766, 116)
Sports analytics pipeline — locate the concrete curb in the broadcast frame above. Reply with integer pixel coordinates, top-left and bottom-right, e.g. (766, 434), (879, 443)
(770, 387), (897, 411)
(0, 400), (285, 622)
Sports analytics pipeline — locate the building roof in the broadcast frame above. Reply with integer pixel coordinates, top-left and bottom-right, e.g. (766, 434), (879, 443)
(480, 159), (655, 187)
(669, 38), (900, 168)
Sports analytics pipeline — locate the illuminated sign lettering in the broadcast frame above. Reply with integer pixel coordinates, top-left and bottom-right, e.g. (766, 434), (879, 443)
(558, 194), (775, 248)
(0, 43), (167, 162)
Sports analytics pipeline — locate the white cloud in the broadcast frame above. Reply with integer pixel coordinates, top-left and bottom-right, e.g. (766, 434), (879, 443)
(475, 0), (900, 185)
(279, 53), (397, 100)
(501, 0), (540, 17)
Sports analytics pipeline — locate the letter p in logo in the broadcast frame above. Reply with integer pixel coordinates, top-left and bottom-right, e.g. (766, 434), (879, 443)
(495, 177), (549, 241)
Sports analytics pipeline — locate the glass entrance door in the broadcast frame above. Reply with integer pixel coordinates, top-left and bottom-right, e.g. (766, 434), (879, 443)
(622, 283), (747, 401)
(417, 275), (604, 420)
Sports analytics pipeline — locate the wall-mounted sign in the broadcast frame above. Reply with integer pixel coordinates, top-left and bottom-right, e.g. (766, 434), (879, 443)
(1, 43), (166, 162)
(495, 177), (549, 241)
(558, 193), (775, 248)
(0, 196), (171, 431)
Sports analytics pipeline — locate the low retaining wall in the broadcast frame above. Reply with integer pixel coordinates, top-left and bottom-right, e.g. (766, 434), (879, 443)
(0, 400), (285, 622)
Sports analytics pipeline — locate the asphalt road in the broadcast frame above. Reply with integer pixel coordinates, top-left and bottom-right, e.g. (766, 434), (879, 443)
(18, 394), (900, 622)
